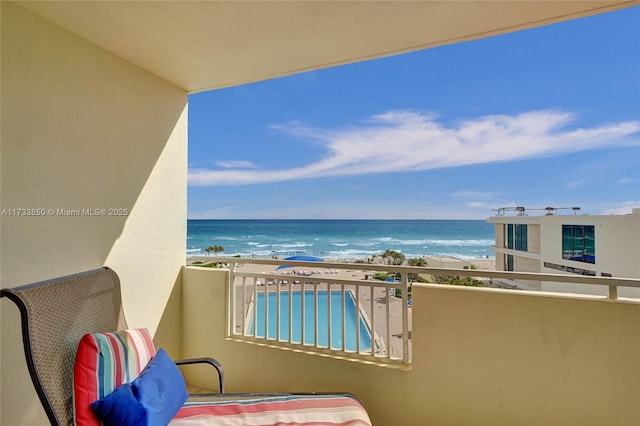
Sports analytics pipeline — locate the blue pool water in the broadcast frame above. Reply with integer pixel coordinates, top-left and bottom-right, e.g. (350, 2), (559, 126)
(249, 290), (372, 351)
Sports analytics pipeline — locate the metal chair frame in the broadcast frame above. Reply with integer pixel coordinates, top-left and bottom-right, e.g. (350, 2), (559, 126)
(1, 267), (223, 426)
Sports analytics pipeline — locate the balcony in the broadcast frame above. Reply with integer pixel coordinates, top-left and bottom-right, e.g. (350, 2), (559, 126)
(4, 2), (640, 424)
(179, 259), (640, 425)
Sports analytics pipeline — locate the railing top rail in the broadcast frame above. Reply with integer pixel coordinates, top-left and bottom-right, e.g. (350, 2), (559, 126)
(232, 272), (404, 288)
(193, 256), (640, 289)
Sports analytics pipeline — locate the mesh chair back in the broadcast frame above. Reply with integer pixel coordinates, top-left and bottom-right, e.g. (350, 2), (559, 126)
(1, 267), (127, 426)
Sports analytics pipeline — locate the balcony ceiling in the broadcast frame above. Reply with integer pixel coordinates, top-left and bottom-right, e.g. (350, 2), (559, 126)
(18, 1), (638, 93)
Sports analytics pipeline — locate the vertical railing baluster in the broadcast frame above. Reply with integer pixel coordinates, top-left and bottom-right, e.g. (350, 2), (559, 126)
(238, 275), (244, 336)
(355, 286), (361, 354)
(386, 284), (391, 360)
(276, 276), (280, 341)
(314, 281), (318, 347)
(370, 284), (375, 356)
(301, 281), (305, 345)
(264, 275), (269, 341)
(264, 276), (271, 340)
(230, 260), (234, 338)
(402, 274), (409, 364)
(327, 283), (332, 349)
(289, 278), (293, 343)
(341, 284), (346, 352)
(230, 263), (237, 336)
(236, 277), (241, 335)
(253, 274), (258, 338)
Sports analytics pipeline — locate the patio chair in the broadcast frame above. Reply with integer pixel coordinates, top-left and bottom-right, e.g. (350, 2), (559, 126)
(1, 267), (372, 426)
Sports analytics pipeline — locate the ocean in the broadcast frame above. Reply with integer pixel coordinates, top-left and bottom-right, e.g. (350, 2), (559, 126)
(187, 219), (495, 260)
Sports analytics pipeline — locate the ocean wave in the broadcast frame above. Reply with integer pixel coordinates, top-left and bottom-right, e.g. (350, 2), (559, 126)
(369, 238), (494, 247)
(358, 241), (381, 247)
(327, 249), (380, 257)
(369, 237), (425, 245)
(423, 239), (494, 246)
(394, 239), (428, 245)
(274, 242), (314, 248)
(332, 243), (350, 247)
(376, 237), (394, 242)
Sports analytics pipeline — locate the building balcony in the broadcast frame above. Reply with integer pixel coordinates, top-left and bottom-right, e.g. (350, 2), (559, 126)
(4, 2), (639, 424)
(175, 260), (640, 425)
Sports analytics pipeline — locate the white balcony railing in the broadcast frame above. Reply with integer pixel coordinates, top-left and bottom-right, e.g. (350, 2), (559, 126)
(224, 258), (411, 365)
(193, 257), (640, 366)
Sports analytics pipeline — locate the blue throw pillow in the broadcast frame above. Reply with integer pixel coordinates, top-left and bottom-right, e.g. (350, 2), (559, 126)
(91, 348), (188, 426)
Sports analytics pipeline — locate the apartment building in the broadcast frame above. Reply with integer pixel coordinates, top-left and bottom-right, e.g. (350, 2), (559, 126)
(488, 207), (640, 297)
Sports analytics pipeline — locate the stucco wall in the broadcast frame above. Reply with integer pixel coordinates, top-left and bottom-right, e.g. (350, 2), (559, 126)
(411, 284), (639, 425)
(1, 3), (187, 424)
(182, 267), (640, 426)
(516, 256), (541, 273)
(494, 223), (504, 248)
(527, 223), (541, 253)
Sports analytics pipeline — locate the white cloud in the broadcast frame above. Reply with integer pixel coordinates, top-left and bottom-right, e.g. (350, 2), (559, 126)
(618, 177), (633, 184)
(601, 201), (640, 215)
(567, 180), (588, 188)
(452, 190), (499, 210)
(215, 160), (257, 169)
(189, 110), (640, 186)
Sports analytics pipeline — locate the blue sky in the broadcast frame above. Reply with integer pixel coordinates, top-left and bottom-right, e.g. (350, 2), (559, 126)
(188, 8), (640, 219)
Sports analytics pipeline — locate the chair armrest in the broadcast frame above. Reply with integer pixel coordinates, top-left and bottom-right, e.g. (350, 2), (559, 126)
(174, 357), (225, 393)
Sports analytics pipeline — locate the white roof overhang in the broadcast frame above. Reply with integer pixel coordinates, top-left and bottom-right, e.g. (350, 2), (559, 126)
(17, 1), (639, 93)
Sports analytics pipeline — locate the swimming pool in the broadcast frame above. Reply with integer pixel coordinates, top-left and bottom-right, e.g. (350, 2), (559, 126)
(248, 290), (372, 351)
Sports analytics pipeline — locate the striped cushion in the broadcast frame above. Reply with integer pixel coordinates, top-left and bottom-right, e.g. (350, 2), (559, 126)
(73, 328), (156, 426)
(170, 394), (372, 426)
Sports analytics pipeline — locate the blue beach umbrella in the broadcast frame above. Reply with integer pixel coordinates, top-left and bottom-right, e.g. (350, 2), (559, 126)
(276, 255), (324, 270)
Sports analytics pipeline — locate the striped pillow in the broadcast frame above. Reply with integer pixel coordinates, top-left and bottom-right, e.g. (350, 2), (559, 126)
(73, 329), (156, 426)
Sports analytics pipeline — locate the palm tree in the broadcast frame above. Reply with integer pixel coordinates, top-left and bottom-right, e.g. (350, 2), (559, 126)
(205, 245), (224, 256)
(381, 249), (405, 265)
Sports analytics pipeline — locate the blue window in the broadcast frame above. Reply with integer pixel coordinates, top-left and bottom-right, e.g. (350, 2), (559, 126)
(505, 224), (528, 251)
(562, 225), (595, 264)
(506, 254), (514, 271)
